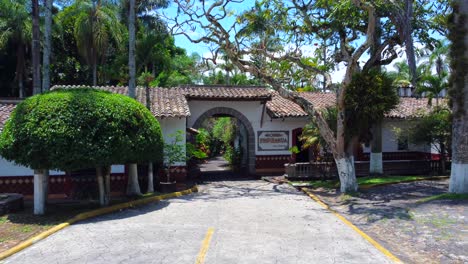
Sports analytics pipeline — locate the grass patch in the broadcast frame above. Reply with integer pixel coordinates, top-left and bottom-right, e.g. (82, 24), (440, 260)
(358, 176), (427, 186)
(291, 175), (432, 189)
(417, 193), (468, 204)
(0, 216), (8, 224)
(18, 225), (33, 233)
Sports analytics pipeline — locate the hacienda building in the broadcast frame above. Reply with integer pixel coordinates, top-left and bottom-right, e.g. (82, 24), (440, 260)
(0, 85), (445, 197)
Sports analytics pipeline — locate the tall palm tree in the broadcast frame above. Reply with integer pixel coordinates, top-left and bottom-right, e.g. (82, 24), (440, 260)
(42, 0), (53, 91)
(63, 0), (123, 86)
(417, 71), (449, 106)
(126, 0), (141, 196)
(0, 0), (31, 98)
(126, 0), (169, 195)
(427, 39), (450, 79)
(32, 0), (41, 95)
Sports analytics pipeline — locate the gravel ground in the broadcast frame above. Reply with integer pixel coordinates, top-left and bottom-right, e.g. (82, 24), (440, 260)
(305, 179), (468, 264)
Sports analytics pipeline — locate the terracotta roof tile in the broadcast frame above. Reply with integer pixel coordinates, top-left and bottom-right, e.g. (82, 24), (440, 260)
(298, 92), (337, 109)
(386, 97), (449, 119)
(51, 85), (191, 118)
(180, 85), (272, 100)
(0, 102), (17, 131)
(267, 93), (307, 118)
(266, 92), (446, 119)
(266, 92), (336, 118)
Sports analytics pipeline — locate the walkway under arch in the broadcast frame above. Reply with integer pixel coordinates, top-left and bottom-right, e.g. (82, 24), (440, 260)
(192, 107), (256, 175)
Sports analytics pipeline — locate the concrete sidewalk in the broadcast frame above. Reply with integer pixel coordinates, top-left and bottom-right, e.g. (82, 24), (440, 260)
(5, 181), (393, 264)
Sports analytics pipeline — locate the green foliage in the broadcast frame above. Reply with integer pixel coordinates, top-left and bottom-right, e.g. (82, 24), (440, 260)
(223, 145), (242, 170)
(300, 107), (337, 151)
(186, 143), (208, 160)
(156, 50), (201, 87)
(406, 108), (451, 154)
(212, 117), (236, 146)
(288, 146), (300, 155)
(195, 128), (211, 157)
(345, 70), (399, 141)
(137, 71), (155, 86)
(0, 88), (163, 170)
(163, 130), (186, 168)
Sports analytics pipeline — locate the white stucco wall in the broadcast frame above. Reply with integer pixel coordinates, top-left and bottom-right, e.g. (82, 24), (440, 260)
(157, 117), (187, 166)
(362, 119), (432, 153)
(0, 157), (125, 177)
(187, 100), (308, 156)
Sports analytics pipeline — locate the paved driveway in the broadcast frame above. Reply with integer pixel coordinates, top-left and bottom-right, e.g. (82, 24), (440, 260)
(5, 181), (392, 264)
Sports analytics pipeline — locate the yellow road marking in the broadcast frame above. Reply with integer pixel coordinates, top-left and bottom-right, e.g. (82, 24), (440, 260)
(0, 186), (198, 261)
(195, 227), (215, 264)
(301, 188), (403, 264)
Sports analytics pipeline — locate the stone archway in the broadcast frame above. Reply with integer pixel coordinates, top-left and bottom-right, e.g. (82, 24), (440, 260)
(192, 107), (256, 175)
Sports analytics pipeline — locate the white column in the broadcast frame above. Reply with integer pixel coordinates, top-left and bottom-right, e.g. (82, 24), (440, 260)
(33, 169), (47, 215)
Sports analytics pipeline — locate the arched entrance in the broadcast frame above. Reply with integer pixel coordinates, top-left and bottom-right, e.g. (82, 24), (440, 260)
(192, 107), (256, 175)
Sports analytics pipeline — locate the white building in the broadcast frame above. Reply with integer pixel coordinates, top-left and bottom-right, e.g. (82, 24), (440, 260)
(0, 85), (445, 196)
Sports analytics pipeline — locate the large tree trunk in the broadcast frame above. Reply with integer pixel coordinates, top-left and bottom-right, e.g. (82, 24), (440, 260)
(449, 0), (468, 193)
(440, 142), (446, 175)
(16, 43), (25, 98)
(404, 0), (417, 89)
(128, 0), (136, 98)
(336, 156), (357, 193)
(96, 167), (105, 206)
(145, 84), (154, 193)
(369, 18), (384, 176)
(32, 0), (41, 95)
(33, 169), (48, 215)
(105, 166), (111, 203)
(127, 163), (141, 196)
(370, 120), (383, 176)
(125, 2), (138, 194)
(147, 163), (154, 193)
(42, 0), (53, 91)
(96, 166), (111, 206)
(92, 62), (97, 86)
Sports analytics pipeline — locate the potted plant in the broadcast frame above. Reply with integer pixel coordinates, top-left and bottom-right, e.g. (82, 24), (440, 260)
(160, 130), (186, 193)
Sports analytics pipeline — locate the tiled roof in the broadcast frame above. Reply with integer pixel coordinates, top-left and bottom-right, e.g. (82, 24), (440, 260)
(179, 85), (272, 100)
(386, 97), (449, 119)
(266, 92), (308, 118)
(265, 92), (446, 119)
(51, 85), (190, 118)
(298, 92), (337, 109)
(0, 102), (17, 131)
(266, 92), (335, 118)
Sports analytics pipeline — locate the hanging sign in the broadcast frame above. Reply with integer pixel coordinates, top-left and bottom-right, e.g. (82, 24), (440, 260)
(257, 131), (289, 151)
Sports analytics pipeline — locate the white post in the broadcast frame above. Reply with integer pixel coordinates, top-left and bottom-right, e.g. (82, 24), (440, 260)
(33, 169), (46, 215)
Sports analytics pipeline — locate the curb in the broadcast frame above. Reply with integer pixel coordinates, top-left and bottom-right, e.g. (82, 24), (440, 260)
(0, 186), (198, 261)
(301, 187), (403, 264)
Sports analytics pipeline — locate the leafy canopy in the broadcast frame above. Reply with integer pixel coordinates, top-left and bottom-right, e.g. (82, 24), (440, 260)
(0, 88), (163, 170)
(345, 70), (399, 140)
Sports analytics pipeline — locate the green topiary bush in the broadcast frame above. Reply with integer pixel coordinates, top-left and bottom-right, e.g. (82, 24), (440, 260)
(0, 88), (163, 171)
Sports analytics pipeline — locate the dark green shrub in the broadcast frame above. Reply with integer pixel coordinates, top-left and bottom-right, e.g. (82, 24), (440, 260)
(0, 88), (163, 171)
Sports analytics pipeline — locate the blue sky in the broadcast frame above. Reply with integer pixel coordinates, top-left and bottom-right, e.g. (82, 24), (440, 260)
(163, 0), (256, 57)
(161, 1), (447, 83)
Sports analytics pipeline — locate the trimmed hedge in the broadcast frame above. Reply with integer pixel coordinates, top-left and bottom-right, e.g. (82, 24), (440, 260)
(0, 88), (163, 170)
